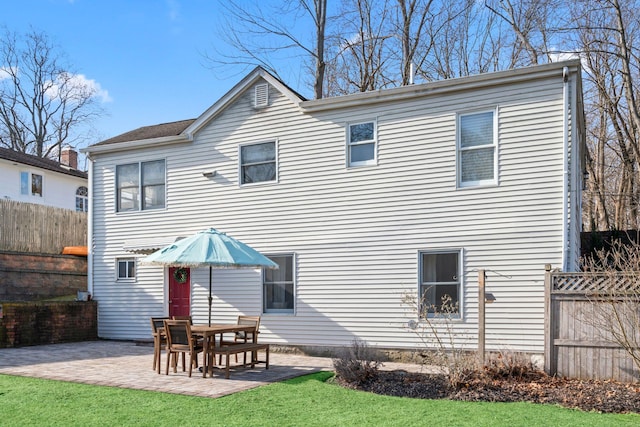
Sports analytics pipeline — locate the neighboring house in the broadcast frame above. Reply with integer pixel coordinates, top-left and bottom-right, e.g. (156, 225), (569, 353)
(82, 60), (585, 357)
(0, 147), (88, 212)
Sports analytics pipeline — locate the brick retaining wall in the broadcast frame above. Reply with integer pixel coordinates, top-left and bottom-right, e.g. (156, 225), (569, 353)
(0, 251), (87, 301)
(0, 301), (97, 347)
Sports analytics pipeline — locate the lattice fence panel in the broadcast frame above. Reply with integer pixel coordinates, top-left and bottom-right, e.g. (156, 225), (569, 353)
(552, 273), (639, 294)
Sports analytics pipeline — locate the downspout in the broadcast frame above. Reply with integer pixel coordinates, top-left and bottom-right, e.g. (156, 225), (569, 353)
(561, 67), (569, 271)
(87, 154), (94, 297)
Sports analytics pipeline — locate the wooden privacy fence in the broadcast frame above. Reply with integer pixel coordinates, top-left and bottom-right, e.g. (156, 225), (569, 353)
(545, 267), (640, 382)
(0, 200), (87, 254)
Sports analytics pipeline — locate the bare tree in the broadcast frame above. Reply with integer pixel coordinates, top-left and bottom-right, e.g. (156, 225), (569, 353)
(0, 29), (102, 159)
(571, 0), (640, 231)
(325, 0), (394, 95)
(422, 1), (507, 80)
(580, 239), (640, 376)
(210, 0), (327, 99)
(395, 0), (435, 85)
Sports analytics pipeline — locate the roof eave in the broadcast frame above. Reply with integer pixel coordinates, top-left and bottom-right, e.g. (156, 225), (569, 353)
(82, 134), (192, 155)
(301, 60), (582, 113)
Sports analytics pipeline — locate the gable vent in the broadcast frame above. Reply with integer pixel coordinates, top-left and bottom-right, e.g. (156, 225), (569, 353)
(254, 83), (269, 108)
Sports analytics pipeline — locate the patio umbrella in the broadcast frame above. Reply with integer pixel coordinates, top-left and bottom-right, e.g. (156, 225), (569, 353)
(142, 228), (278, 326)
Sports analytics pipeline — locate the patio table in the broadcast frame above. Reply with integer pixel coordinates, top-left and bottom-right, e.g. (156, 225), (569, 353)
(191, 324), (257, 378)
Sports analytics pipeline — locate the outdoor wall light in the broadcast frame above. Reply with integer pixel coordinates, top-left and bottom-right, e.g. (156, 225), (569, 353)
(202, 171), (217, 178)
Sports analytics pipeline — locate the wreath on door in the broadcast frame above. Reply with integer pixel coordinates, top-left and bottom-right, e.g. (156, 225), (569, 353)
(173, 268), (188, 283)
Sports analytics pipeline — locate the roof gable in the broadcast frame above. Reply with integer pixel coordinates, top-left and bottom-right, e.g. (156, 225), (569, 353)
(184, 66), (306, 137)
(0, 147), (87, 179)
(84, 67), (304, 154)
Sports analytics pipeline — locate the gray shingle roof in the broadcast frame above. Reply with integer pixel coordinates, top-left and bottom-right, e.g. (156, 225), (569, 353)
(0, 147), (87, 178)
(94, 119), (196, 146)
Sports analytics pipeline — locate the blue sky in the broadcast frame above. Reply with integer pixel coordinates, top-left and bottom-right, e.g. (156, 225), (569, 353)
(2, 0), (308, 146)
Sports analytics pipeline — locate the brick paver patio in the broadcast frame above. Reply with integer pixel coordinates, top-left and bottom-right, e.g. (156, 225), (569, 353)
(0, 340), (425, 398)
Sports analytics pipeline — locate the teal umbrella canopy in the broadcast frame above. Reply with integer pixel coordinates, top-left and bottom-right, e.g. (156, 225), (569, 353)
(142, 228), (277, 325)
(143, 228), (278, 269)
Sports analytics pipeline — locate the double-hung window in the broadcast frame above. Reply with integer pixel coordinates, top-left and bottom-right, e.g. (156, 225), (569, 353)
(347, 121), (376, 167)
(263, 254), (295, 314)
(20, 171), (43, 197)
(240, 141), (277, 184)
(458, 110), (497, 187)
(117, 258), (136, 281)
(419, 250), (461, 317)
(116, 160), (165, 212)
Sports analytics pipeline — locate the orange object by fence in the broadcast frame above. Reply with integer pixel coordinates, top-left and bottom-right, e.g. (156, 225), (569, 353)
(62, 246), (88, 256)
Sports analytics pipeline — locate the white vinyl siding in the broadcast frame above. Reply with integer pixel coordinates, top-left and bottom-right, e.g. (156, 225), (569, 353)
(89, 69), (581, 355)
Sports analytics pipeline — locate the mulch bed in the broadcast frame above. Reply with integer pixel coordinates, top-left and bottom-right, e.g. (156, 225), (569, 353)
(338, 369), (640, 414)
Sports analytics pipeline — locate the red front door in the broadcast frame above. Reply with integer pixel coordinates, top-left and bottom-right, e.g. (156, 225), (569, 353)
(169, 267), (191, 317)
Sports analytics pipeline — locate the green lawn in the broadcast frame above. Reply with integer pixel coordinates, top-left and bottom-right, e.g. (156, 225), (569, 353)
(0, 372), (637, 426)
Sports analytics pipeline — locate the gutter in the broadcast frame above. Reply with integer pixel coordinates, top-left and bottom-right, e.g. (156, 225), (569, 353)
(81, 134), (191, 156)
(562, 67), (570, 271)
(301, 60), (582, 113)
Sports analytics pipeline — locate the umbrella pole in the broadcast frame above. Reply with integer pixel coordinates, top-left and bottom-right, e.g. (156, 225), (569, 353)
(208, 266), (213, 326)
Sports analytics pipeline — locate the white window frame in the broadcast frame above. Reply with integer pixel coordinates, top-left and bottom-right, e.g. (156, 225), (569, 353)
(116, 258), (136, 281)
(20, 171), (44, 197)
(457, 109), (498, 188)
(76, 186), (88, 212)
(239, 140), (278, 186)
(115, 159), (166, 212)
(262, 253), (296, 315)
(418, 249), (463, 319)
(346, 120), (377, 167)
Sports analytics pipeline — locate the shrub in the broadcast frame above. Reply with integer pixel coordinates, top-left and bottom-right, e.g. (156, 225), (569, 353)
(483, 350), (539, 381)
(402, 292), (480, 389)
(333, 339), (382, 385)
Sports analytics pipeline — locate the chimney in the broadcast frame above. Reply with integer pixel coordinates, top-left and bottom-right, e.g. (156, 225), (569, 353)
(61, 147), (78, 169)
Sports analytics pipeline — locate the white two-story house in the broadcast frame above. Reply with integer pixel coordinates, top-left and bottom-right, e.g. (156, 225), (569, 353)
(0, 147), (88, 212)
(82, 60), (584, 356)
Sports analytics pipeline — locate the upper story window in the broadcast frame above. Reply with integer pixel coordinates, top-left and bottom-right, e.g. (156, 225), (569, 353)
(117, 258), (136, 281)
(347, 121), (377, 167)
(116, 160), (165, 212)
(20, 171), (43, 197)
(240, 141), (277, 185)
(457, 110), (497, 187)
(76, 186), (88, 212)
(419, 250), (461, 317)
(263, 254), (295, 314)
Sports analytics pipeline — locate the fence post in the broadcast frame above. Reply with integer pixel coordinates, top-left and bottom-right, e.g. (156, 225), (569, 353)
(478, 269), (486, 366)
(543, 264), (554, 375)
